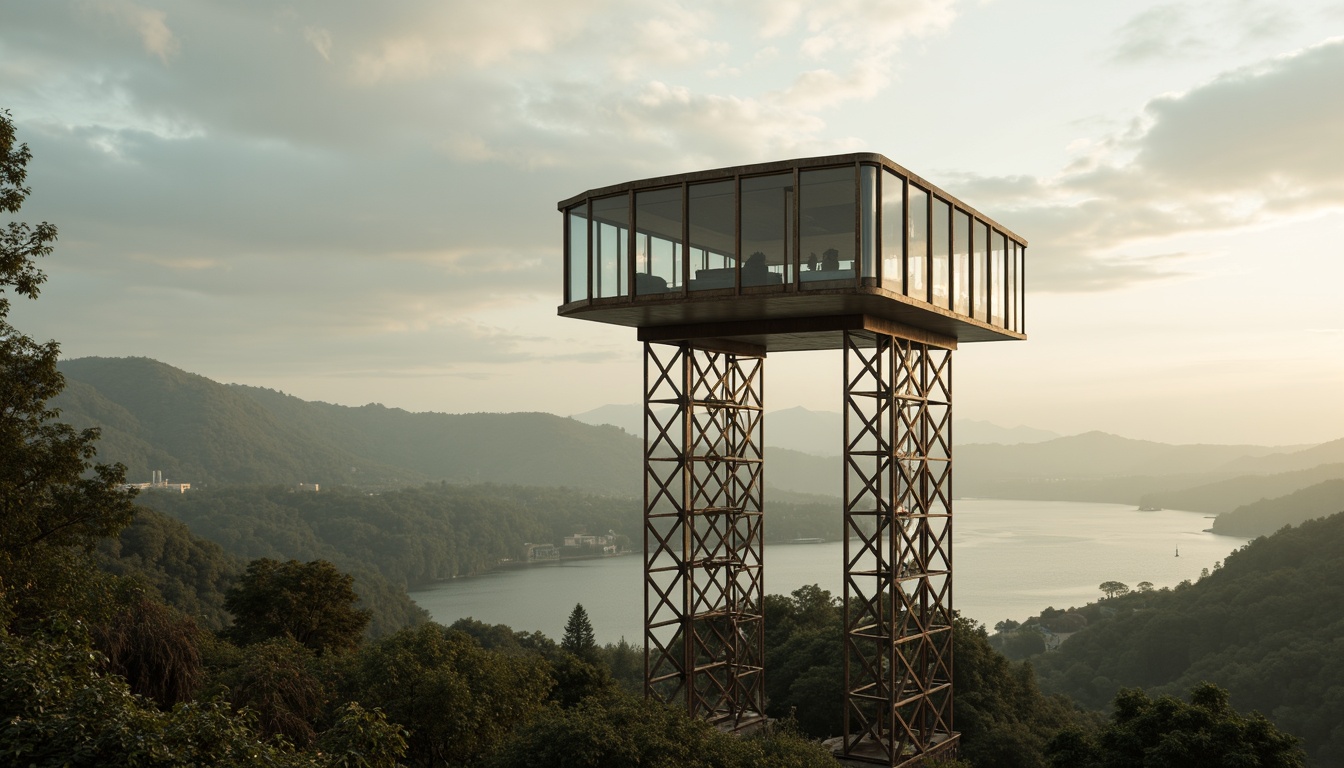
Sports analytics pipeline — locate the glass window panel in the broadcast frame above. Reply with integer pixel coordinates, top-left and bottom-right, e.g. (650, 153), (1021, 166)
(688, 180), (736, 291)
(634, 187), (682, 295)
(860, 166), (877, 280)
(952, 208), (971, 315)
(566, 203), (588, 303)
(800, 167), (854, 287)
(591, 194), (629, 299)
(1018, 244), (1026, 333)
(974, 220), (989, 322)
(931, 197), (950, 309)
(741, 173), (793, 288)
(1007, 240), (1018, 331)
(907, 186), (929, 301)
(991, 231), (1006, 327)
(881, 169), (904, 292)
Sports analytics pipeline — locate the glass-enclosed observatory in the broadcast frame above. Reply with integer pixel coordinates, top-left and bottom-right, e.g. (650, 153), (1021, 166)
(557, 153), (1029, 767)
(558, 153), (1026, 350)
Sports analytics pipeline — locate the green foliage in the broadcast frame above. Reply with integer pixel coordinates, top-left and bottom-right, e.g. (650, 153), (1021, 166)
(549, 651), (617, 708)
(1034, 511), (1344, 765)
(487, 694), (838, 768)
(447, 616), (558, 656)
(763, 585), (844, 738)
(598, 636), (643, 695)
(0, 625), (306, 767)
(1098, 581), (1129, 599)
(226, 559), (371, 654)
(562, 603), (598, 661)
(347, 623), (552, 766)
(0, 110), (137, 626)
(91, 580), (205, 708)
(217, 636), (328, 747)
(315, 701), (408, 768)
(0, 109), (54, 305)
(989, 627), (1047, 660)
(1046, 683), (1304, 768)
(97, 506), (244, 630)
(953, 615), (1096, 768)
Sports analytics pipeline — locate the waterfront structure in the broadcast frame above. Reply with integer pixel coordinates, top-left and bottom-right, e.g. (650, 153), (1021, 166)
(558, 153), (1026, 766)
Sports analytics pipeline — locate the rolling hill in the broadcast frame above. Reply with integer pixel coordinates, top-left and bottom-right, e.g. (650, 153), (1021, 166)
(54, 357), (640, 493)
(54, 357), (1342, 517)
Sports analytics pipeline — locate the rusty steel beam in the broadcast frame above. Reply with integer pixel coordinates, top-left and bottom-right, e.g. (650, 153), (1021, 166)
(841, 330), (957, 766)
(644, 341), (766, 731)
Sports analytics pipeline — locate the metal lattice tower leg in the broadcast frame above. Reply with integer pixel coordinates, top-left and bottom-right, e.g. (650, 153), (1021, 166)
(841, 331), (957, 766)
(644, 341), (766, 731)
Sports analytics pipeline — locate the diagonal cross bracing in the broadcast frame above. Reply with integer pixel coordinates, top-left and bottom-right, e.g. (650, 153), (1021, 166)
(644, 342), (766, 731)
(842, 330), (958, 766)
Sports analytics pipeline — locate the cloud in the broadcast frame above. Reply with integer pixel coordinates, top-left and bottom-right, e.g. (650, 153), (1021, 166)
(1109, 1), (1298, 65)
(958, 38), (1344, 292)
(1131, 40), (1344, 203)
(84, 0), (179, 63)
(303, 26), (333, 62)
(3, 0), (959, 385)
(1110, 4), (1203, 63)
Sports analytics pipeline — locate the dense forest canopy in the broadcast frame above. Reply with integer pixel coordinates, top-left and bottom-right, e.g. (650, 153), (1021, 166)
(1005, 511), (1344, 765)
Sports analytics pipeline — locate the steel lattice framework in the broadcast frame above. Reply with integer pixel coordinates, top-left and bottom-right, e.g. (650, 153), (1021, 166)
(643, 341), (767, 731)
(841, 330), (957, 766)
(560, 153), (1028, 765)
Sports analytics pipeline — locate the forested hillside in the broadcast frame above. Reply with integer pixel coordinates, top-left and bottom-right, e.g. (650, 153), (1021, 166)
(54, 358), (424, 487)
(1031, 510), (1344, 766)
(1138, 463), (1344, 515)
(1209, 478), (1344, 537)
(55, 357), (838, 499)
(96, 507), (245, 631)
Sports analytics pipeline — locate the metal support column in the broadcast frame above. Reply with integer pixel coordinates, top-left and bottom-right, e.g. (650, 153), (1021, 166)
(841, 331), (957, 766)
(644, 341), (766, 731)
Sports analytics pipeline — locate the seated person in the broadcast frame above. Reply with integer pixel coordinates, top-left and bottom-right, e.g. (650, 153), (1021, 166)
(635, 272), (669, 294)
(742, 251), (782, 286)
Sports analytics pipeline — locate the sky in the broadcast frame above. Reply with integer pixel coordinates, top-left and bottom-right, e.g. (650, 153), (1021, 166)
(2, 0), (1342, 446)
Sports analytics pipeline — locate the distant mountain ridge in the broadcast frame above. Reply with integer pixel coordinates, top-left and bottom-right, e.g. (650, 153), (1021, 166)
(55, 357), (639, 493)
(570, 403), (1061, 455)
(54, 358), (1342, 516)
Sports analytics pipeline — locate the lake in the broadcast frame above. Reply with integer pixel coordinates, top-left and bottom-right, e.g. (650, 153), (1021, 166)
(409, 499), (1247, 644)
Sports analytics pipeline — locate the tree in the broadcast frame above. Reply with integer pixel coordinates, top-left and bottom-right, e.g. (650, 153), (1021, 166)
(349, 623), (552, 766)
(488, 694), (838, 768)
(1135, 581), (1154, 593)
(0, 109), (136, 622)
(225, 558), (370, 654)
(1, 623), (406, 767)
(763, 585), (844, 738)
(1098, 581), (1130, 600)
(1046, 683), (1305, 767)
(561, 602), (598, 662)
(953, 616), (1093, 768)
(218, 636), (328, 746)
(92, 580), (205, 708)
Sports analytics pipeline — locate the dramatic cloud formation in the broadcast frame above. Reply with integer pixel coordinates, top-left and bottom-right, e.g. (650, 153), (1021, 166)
(3, 0), (1340, 441)
(958, 37), (1344, 291)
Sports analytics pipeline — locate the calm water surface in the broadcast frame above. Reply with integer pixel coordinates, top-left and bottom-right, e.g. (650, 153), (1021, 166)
(410, 499), (1246, 644)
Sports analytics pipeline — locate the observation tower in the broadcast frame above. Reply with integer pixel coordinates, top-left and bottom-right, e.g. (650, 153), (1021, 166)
(557, 153), (1026, 766)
